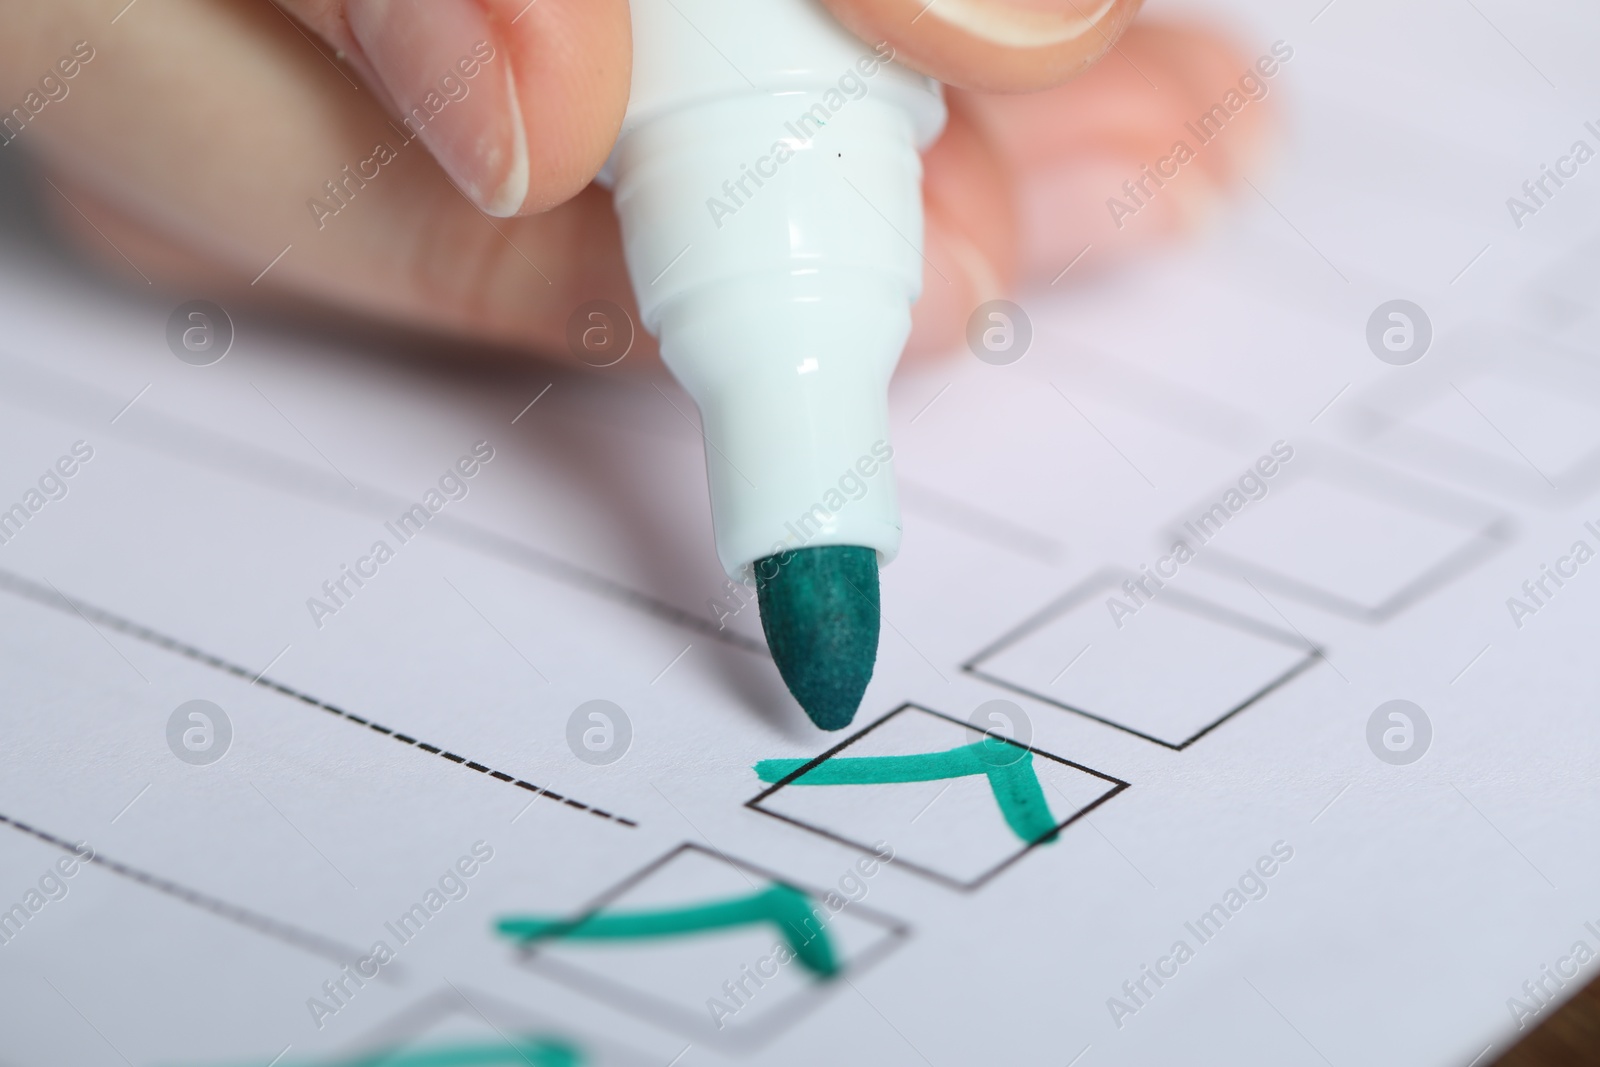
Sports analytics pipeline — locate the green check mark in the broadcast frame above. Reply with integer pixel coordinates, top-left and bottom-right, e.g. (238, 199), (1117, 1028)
(186, 1037), (584, 1067)
(496, 882), (839, 978)
(755, 740), (1060, 844)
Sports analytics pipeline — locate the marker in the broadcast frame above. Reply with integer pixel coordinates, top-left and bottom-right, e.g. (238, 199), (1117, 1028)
(600, 1), (947, 729)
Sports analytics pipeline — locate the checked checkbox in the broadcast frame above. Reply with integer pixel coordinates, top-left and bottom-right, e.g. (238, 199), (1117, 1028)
(748, 703), (1128, 891)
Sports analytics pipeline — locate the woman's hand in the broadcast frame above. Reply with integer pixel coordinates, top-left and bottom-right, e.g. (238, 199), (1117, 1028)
(1, 0), (1270, 363)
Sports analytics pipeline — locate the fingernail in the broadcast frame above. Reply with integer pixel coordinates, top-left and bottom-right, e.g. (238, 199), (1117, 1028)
(924, 0), (1122, 49)
(347, 0), (528, 216)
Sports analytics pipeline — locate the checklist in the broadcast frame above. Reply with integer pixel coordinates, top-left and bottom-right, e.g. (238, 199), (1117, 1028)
(5, 7), (1600, 1062)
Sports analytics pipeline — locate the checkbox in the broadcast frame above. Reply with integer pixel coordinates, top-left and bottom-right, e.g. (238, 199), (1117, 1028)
(747, 703), (1128, 891)
(965, 572), (1319, 750)
(1346, 333), (1600, 504)
(1170, 451), (1510, 620)
(499, 844), (907, 1050)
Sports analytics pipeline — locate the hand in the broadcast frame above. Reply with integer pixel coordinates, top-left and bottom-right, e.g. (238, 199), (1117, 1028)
(2, 0), (1270, 364)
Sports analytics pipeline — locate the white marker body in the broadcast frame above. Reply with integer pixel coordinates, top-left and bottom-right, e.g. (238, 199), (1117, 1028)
(603, 0), (946, 580)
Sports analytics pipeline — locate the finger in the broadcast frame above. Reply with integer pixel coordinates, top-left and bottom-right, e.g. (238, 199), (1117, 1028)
(43, 164), (644, 366)
(40, 20), (1257, 369)
(43, 105), (1011, 369)
(821, 0), (1144, 93)
(273, 0), (632, 216)
(23, 0), (638, 361)
(956, 20), (1277, 279)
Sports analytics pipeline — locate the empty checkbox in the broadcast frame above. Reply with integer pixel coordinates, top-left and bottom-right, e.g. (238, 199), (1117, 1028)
(966, 572), (1319, 749)
(1170, 451), (1510, 620)
(1345, 330), (1600, 504)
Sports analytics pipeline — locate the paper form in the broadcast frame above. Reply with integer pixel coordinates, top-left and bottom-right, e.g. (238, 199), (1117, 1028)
(2, 1), (1600, 1064)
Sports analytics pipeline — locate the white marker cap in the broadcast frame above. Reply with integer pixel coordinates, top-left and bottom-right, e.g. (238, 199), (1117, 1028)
(604, 0), (946, 581)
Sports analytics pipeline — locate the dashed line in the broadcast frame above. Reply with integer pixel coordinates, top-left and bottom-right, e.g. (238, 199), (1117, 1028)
(0, 811), (366, 968)
(0, 567), (638, 829)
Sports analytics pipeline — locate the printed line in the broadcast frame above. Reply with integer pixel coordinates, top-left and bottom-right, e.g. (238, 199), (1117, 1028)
(0, 811), (370, 967)
(0, 567), (638, 828)
(0, 353), (767, 657)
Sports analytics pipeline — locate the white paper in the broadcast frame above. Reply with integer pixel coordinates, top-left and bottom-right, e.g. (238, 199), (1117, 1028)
(2, 2), (1599, 1065)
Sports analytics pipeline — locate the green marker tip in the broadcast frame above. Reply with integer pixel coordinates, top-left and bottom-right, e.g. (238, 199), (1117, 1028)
(754, 545), (880, 732)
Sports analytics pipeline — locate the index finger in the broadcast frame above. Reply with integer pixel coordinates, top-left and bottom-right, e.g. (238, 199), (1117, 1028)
(821, 0), (1144, 92)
